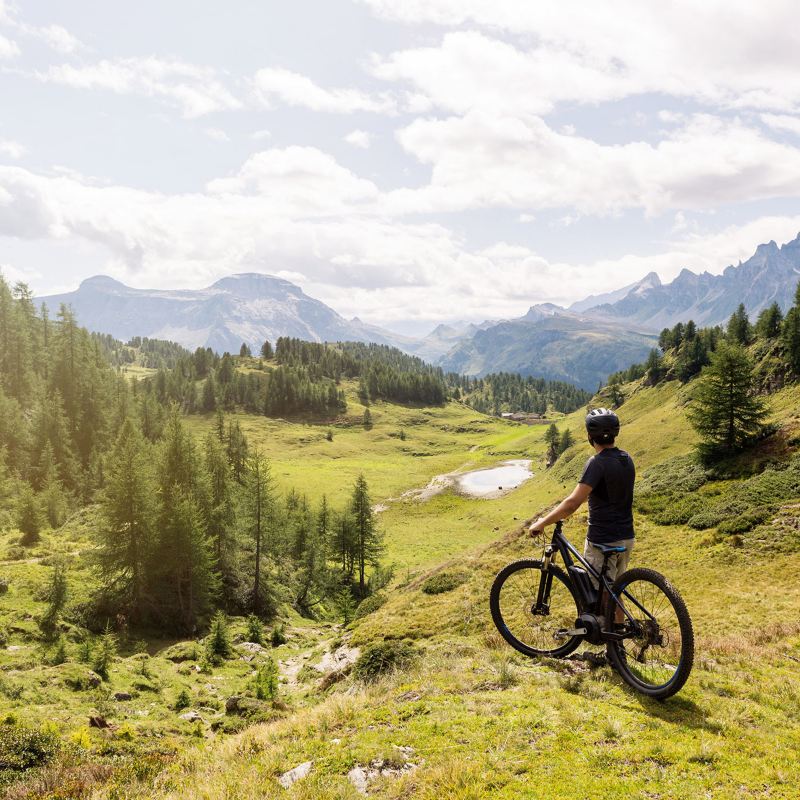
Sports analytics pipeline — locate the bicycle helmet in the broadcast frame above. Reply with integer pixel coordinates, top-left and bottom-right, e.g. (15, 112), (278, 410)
(585, 407), (620, 443)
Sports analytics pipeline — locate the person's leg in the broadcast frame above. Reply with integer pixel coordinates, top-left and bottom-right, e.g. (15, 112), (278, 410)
(608, 541), (634, 624)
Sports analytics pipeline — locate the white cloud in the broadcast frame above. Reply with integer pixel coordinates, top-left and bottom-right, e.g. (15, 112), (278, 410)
(250, 128), (272, 141)
(761, 114), (800, 136)
(344, 129), (371, 148)
(0, 139), (26, 159)
(364, 2), (800, 114)
(37, 57), (242, 117)
(205, 127), (230, 142)
(0, 32), (19, 59)
(206, 146), (379, 215)
(385, 112), (800, 216)
(19, 23), (83, 54)
(252, 67), (395, 114)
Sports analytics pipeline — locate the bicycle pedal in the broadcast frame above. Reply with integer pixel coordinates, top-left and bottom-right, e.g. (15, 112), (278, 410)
(554, 627), (587, 639)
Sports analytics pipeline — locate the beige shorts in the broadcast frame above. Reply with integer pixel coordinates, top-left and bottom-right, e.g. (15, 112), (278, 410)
(583, 538), (634, 588)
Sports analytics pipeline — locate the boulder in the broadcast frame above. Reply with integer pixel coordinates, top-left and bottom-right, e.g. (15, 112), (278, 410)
(179, 710), (202, 723)
(113, 691), (132, 701)
(278, 761), (313, 789)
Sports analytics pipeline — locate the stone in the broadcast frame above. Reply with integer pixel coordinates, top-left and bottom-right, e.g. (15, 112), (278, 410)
(278, 760), (313, 789)
(347, 766), (369, 795)
(89, 715), (109, 729)
(113, 691), (132, 701)
(179, 710), (202, 723)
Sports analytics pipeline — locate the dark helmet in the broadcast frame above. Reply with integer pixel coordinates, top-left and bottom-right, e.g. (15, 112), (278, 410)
(585, 408), (620, 442)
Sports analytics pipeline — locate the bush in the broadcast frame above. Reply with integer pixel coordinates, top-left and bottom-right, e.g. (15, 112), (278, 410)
(270, 624), (287, 647)
(421, 571), (468, 595)
(353, 640), (417, 682)
(205, 612), (232, 664)
(354, 592), (387, 619)
(174, 688), (191, 711)
(652, 494), (705, 526)
(245, 615), (264, 645)
(717, 508), (770, 536)
(0, 722), (59, 773)
(91, 628), (118, 680)
(686, 500), (751, 530)
(253, 658), (279, 701)
(637, 455), (709, 496)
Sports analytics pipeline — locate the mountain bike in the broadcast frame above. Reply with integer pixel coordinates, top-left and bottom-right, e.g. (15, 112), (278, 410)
(489, 521), (694, 699)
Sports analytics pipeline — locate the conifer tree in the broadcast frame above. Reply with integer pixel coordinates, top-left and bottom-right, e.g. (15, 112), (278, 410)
(100, 419), (155, 621)
(260, 340), (273, 360)
(243, 450), (276, 614)
(544, 423), (560, 464)
(559, 429), (574, 453)
(39, 561), (68, 640)
(202, 373), (217, 412)
(755, 302), (783, 340)
(782, 283), (800, 373)
(726, 303), (752, 345)
(204, 433), (237, 605)
(350, 474), (383, 597)
(17, 483), (41, 545)
(687, 342), (767, 460)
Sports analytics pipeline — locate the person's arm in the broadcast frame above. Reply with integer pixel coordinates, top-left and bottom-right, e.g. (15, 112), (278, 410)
(528, 483), (592, 533)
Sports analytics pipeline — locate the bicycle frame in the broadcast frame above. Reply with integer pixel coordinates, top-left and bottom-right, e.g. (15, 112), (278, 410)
(537, 521), (655, 638)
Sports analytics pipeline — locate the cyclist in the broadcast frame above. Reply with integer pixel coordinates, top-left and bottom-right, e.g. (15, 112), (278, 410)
(528, 408), (635, 618)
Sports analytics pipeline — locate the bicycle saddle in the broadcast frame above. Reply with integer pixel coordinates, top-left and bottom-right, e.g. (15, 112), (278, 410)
(592, 543), (627, 554)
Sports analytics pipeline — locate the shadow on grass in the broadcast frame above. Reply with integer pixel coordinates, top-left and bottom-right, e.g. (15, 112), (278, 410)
(631, 688), (714, 730)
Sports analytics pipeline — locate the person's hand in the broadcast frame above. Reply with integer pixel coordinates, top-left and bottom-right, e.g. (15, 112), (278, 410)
(528, 518), (547, 536)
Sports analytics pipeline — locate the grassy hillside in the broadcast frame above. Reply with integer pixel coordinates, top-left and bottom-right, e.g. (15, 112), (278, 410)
(5, 374), (800, 798)
(66, 379), (800, 799)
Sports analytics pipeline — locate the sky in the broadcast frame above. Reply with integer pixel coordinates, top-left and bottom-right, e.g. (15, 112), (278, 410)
(1, 1), (800, 335)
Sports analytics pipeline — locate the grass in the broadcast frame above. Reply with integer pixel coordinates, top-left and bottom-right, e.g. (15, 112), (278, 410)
(5, 378), (800, 797)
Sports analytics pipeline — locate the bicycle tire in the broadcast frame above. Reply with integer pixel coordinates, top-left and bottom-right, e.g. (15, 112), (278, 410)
(490, 559), (582, 658)
(605, 567), (694, 699)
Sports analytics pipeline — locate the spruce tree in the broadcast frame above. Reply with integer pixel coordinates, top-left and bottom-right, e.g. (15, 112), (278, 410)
(243, 450), (276, 614)
(204, 433), (238, 606)
(726, 303), (752, 345)
(544, 423), (560, 464)
(17, 483), (41, 545)
(559, 429), (574, 454)
(782, 284), (800, 373)
(39, 561), (68, 640)
(755, 302), (783, 340)
(350, 474), (383, 597)
(100, 419), (156, 621)
(687, 342), (767, 460)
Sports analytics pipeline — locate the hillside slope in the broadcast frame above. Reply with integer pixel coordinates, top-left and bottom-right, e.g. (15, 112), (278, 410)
(86, 379), (800, 800)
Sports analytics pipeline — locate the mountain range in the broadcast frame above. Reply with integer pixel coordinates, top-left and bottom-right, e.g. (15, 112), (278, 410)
(37, 233), (800, 390)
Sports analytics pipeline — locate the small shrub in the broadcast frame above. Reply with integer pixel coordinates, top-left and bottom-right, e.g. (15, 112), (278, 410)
(245, 615), (264, 645)
(334, 589), (358, 625)
(651, 494), (705, 526)
(717, 508), (770, 536)
(0, 577), (8, 595)
(174, 688), (191, 711)
(0, 722), (60, 772)
(253, 658), (279, 701)
(46, 636), (68, 666)
(353, 640), (417, 682)
(325, 430), (334, 442)
(421, 571), (468, 595)
(296, 664), (319, 684)
(270, 624), (287, 647)
(355, 592), (387, 619)
(91, 627), (118, 680)
(205, 612), (232, 664)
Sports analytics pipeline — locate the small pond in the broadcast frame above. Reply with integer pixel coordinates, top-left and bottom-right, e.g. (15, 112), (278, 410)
(455, 459), (533, 498)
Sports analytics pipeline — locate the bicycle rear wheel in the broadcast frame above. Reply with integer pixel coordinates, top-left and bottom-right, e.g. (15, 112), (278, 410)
(490, 559), (581, 658)
(605, 567), (694, 699)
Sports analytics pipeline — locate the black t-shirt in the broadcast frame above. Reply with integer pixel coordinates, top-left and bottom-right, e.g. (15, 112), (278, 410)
(579, 447), (635, 543)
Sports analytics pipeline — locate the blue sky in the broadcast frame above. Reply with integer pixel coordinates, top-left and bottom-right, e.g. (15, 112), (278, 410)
(1, 0), (800, 335)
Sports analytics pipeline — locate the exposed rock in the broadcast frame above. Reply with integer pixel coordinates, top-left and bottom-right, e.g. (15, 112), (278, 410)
(179, 710), (202, 723)
(225, 695), (242, 714)
(113, 691), (132, 701)
(346, 754), (419, 794)
(278, 760), (313, 789)
(239, 641), (265, 655)
(89, 715), (109, 729)
(315, 644), (359, 673)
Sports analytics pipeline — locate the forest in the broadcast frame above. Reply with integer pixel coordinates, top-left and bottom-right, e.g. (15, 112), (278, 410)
(0, 277), (386, 637)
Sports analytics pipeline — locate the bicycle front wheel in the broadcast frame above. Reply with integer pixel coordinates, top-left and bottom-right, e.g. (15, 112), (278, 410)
(490, 559), (581, 658)
(605, 567), (694, 699)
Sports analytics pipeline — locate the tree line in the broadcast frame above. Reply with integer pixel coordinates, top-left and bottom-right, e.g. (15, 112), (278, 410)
(605, 291), (800, 462)
(450, 372), (591, 415)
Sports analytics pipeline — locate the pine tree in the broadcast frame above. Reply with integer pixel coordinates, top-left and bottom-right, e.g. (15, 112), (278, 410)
(687, 342), (767, 460)
(782, 284), (800, 373)
(39, 561), (68, 640)
(202, 373), (217, 412)
(755, 302), (783, 340)
(559, 429), (574, 453)
(204, 433), (238, 606)
(544, 423), (560, 464)
(645, 348), (665, 384)
(243, 450), (276, 614)
(17, 483), (41, 545)
(100, 419), (156, 621)
(726, 303), (752, 345)
(350, 474), (383, 597)
(260, 340), (273, 360)
(239, 343), (251, 358)
(362, 408), (372, 430)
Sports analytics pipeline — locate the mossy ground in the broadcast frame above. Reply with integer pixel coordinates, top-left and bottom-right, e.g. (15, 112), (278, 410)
(4, 380), (800, 798)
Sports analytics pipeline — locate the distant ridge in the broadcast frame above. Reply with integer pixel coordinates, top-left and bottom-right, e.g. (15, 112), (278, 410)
(39, 272), (408, 354)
